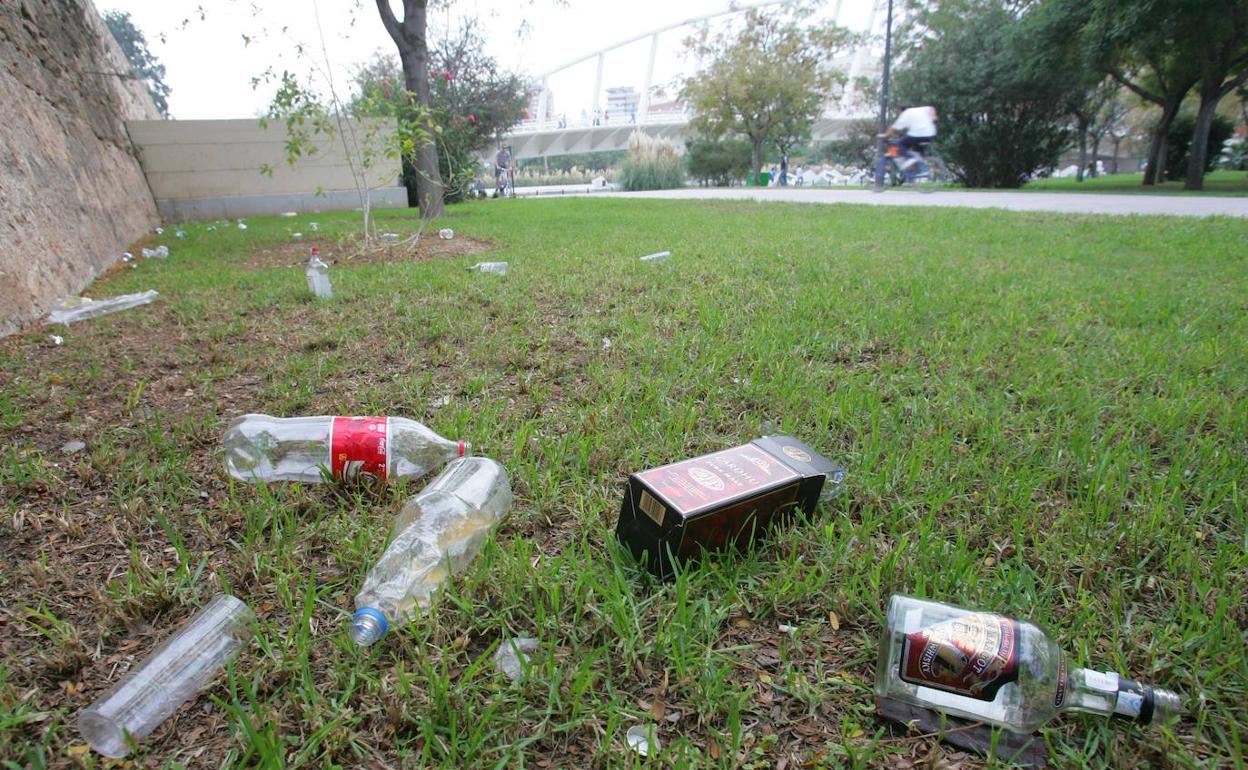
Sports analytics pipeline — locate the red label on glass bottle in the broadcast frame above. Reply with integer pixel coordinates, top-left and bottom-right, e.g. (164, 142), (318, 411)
(330, 416), (389, 480)
(900, 613), (1020, 702)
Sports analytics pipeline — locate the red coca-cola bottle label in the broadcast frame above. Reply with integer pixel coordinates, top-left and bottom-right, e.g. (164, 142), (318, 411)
(330, 416), (389, 481)
(900, 613), (1020, 702)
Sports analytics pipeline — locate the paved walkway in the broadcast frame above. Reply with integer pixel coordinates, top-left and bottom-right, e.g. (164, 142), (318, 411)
(586, 187), (1248, 218)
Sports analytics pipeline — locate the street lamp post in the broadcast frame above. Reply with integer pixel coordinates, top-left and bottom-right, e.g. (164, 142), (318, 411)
(873, 0), (895, 189)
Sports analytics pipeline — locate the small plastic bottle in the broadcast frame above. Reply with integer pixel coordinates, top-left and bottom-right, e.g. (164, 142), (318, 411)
(77, 595), (254, 757)
(468, 261), (508, 275)
(306, 248), (332, 299)
(222, 414), (466, 483)
(350, 457), (512, 646)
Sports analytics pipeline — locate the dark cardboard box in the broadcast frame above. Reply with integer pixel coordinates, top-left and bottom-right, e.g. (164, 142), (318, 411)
(616, 435), (846, 579)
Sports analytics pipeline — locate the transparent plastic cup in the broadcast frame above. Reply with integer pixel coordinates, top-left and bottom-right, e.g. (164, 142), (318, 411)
(77, 595), (254, 757)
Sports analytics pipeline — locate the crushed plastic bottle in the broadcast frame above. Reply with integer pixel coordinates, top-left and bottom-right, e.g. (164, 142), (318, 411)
(237, 221), (248, 230)
(154, 227), (164, 235)
(292, 232), (304, 240)
(349, 457), (512, 646)
(305, 248), (332, 299)
(121, 252), (134, 263)
(77, 595), (253, 758)
(438, 228), (454, 240)
(309, 222), (319, 231)
(140, 246), (169, 259)
(380, 232), (401, 243)
(222, 414), (466, 483)
(639, 250), (671, 262)
(468, 261), (508, 275)
(47, 290), (159, 325)
(175, 229), (187, 239)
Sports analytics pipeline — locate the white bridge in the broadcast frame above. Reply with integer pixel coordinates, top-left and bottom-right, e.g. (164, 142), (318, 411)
(501, 0), (894, 159)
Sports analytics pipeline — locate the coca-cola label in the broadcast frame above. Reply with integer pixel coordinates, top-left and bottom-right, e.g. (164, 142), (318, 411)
(899, 612), (1020, 702)
(330, 416), (389, 481)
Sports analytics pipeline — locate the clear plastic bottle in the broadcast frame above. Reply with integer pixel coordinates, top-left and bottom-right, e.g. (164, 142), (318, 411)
(350, 457), (512, 646)
(305, 248), (332, 299)
(468, 261), (509, 275)
(222, 414), (467, 483)
(77, 595), (254, 758)
(875, 594), (1182, 733)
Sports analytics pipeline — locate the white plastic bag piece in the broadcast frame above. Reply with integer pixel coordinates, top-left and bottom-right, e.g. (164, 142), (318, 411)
(438, 228), (454, 240)
(626, 725), (660, 756)
(492, 636), (539, 681)
(640, 251), (671, 262)
(47, 290), (159, 325)
(141, 246), (169, 259)
(468, 262), (508, 275)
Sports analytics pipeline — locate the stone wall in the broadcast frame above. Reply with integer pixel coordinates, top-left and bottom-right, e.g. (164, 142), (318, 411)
(0, 0), (161, 336)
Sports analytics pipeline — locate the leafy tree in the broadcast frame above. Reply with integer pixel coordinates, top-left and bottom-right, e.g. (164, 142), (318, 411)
(893, 1), (1071, 188)
(681, 5), (851, 179)
(103, 10), (170, 117)
(1164, 112), (1236, 180)
(375, 0), (445, 217)
(1176, 0), (1248, 190)
(684, 137), (752, 186)
(352, 19), (528, 203)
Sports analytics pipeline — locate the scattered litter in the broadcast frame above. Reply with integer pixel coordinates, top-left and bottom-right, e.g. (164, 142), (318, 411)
(625, 724), (660, 757)
(617, 436), (846, 579)
(49, 335), (64, 346)
(61, 440), (86, 454)
(47, 290), (159, 325)
(640, 250), (671, 262)
(223, 414), (465, 483)
(438, 228), (454, 240)
(206, 224), (218, 231)
(121, 252), (134, 263)
(141, 246), (169, 259)
(349, 458), (511, 646)
(175, 229), (187, 239)
(602, 337), (612, 351)
(779, 623), (798, 635)
(77, 595), (254, 758)
(292, 232), (304, 240)
(430, 394), (452, 408)
(279, 211), (298, 217)
(237, 222), (248, 230)
(380, 232), (401, 243)
(154, 227), (164, 235)
(309, 222), (319, 231)
(492, 636), (539, 681)
(468, 261), (508, 275)
(305, 248), (332, 299)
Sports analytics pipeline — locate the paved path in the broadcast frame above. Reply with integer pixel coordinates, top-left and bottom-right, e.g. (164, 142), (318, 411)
(537, 186), (1248, 218)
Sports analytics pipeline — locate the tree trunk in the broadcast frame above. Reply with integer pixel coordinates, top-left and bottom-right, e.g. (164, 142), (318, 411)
(1111, 136), (1121, 174)
(1184, 88), (1223, 191)
(377, 0), (445, 218)
(1076, 118), (1088, 182)
(1143, 102), (1179, 186)
(1090, 133), (1102, 177)
(751, 139), (763, 184)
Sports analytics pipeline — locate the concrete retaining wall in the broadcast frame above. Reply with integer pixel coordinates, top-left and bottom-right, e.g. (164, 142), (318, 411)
(0, 0), (161, 336)
(126, 118), (407, 220)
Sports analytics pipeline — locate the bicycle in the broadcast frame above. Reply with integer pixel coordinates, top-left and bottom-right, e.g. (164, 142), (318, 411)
(876, 140), (953, 192)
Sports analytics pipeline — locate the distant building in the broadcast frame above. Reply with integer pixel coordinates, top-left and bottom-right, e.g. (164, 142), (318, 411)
(605, 86), (640, 119)
(526, 88), (555, 122)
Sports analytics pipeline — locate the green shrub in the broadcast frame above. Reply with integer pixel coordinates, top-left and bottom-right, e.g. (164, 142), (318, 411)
(619, 131), (685, 191)
(1164, 113), (1236, 180)
(685, 136), (752, 186)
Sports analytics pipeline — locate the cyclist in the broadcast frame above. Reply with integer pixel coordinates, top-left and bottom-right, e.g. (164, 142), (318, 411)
(494, 144), (512, 197)
(879, 104), (938, 173)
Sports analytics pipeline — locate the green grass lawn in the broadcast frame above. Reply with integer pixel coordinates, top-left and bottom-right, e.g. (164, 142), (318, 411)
(1, 199), (1245, 768)
(1022, 170), (1248, 196)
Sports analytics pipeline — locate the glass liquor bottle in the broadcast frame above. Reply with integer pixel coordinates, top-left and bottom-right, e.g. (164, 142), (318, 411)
(875, 594), (1182, 733)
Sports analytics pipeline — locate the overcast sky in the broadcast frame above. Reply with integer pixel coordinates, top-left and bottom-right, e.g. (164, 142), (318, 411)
(101, 0), (882, 120)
